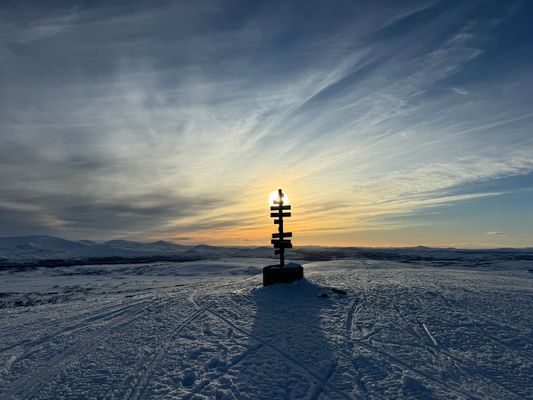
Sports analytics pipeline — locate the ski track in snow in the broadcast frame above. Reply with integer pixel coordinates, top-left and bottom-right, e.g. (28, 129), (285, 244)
(0, 258), (532, 399)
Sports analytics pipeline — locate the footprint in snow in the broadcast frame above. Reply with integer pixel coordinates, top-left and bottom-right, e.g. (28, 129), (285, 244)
(182, 370), (196, 387)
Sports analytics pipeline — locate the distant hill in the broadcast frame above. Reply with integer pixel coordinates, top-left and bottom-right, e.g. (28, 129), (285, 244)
(0, 235), (531, 268)
(0, 235), (192, 265)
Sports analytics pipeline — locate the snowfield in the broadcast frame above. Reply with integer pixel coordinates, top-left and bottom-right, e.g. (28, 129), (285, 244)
(0, 257), (532, 399)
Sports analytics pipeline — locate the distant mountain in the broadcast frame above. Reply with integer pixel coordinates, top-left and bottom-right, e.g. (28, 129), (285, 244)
(102, 239), (142, 248)
(0, 235), (193, 265)
(150, 240), (184, 250)
(1, 235), (531, 268)
(0, 235), (277, 267)
(102, 239), (185, 251)
(78, 239), (98, 246)
(0, 235), (86, 251)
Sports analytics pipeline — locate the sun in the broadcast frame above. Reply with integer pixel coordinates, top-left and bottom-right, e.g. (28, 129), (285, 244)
(268, 189), (290, 206)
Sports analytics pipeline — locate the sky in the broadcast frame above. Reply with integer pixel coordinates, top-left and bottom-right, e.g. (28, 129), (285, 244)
(1, 0), (532, 248)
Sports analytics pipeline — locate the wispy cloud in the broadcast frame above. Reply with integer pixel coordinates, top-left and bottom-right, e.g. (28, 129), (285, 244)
(0, 0), (531, 245)
(486, 231), (506, 237)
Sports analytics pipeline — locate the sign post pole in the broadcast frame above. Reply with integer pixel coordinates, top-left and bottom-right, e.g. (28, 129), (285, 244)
(264, 188), (301, 286)
(270, 188), (292, 268)
(277, 189), (285, 268)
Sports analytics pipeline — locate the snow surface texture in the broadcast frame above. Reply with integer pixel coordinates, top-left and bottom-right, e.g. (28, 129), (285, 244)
(0, 257), (532, 399)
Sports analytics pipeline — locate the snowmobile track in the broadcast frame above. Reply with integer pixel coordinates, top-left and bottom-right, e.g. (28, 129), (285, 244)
(3, 300), (150, 400)
(308, 362), (338, 400)
(348, 335), (477, 400)
(1, 298), (151, 358)
(344, 299), (359, 332)
(181, 342), (265, 400)
(124, 302), (215, 400)
(205, 305), (352, 400)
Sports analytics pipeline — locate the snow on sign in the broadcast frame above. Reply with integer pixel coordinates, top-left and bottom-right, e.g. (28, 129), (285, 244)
(263, 189), (303, 286)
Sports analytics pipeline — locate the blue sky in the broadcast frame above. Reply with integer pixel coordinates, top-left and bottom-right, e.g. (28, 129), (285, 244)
(0, 0), (532, 247)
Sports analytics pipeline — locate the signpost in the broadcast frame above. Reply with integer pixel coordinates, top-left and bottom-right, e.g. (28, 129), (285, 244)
(263, 189), (303, 286)
(270, 188), (292, 267)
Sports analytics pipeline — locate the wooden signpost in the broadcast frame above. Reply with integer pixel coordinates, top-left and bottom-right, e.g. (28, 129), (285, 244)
(263, 189), (303, 286)
(270, 188), (292, 267)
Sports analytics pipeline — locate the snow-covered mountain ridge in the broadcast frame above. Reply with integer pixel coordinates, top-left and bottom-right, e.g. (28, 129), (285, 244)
(1, 235), (532, 268)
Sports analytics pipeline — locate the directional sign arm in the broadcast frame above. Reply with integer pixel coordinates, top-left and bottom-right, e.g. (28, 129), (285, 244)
(272, 232), (292, 238)
(270, 212), (291, 218)
(271, 239), (292, 249)
(270, 205), (291, 211)
(271, 239), (292, 244)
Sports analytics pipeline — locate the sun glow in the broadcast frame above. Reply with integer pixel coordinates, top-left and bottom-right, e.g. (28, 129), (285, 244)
(268, 189), (290, 206)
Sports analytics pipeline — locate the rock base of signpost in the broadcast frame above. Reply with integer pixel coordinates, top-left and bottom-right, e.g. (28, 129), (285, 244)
(263, 263), (304, 286)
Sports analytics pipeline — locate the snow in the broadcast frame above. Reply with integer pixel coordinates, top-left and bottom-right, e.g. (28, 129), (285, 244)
(3, 235), (531, 269)
(0, 256), (532, 399)
(286, 262), (303, 269)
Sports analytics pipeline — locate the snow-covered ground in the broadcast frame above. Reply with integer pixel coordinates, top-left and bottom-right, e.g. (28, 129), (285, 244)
(0, 258), (531, 399)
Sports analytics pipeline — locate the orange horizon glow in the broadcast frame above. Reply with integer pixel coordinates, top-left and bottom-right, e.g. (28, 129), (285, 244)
(136, 188), (528, 249)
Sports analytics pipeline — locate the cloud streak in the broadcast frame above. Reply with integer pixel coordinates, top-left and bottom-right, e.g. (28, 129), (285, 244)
(486, 231), (506, 237)
(0, 0), (532, 246)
